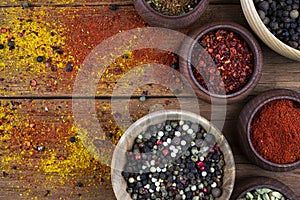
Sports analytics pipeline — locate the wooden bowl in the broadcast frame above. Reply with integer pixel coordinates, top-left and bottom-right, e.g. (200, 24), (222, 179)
(231, 176), (297, 200)
(237, 89), (300, 172)
(111, 110), (235, 200)
(179, 22), (263, 104)
(241, 0), (300, 61)
(132, 0), (209, 29)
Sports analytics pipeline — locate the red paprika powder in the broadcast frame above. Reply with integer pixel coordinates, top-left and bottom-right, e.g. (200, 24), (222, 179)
(250, 99), (300, 164)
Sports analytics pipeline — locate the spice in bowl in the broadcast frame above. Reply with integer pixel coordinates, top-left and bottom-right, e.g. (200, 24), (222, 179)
(238, 188), (289, 200)
(254, 0), (300, 49)
(147, 0), (202, 16)
(192, 29), (254, 95)
(250, 99), (300, 164)
(122, 120), (225, 199)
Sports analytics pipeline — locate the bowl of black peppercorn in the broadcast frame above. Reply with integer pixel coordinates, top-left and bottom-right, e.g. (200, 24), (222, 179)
(241, 0), (300, 61)
(111, 110), (235, 200)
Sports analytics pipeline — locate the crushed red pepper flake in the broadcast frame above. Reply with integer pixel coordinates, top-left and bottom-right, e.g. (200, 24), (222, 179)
(192, 29), (254, 95)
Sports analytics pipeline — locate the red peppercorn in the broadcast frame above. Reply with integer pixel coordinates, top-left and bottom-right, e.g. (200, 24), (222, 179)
(196, 161), (204, 167)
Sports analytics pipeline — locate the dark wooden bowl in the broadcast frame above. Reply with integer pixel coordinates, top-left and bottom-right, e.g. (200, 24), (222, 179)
(179, 22), (263, 104)
(237, 89), (300, 172)
(132, 0), (209, 29)
(231, 176), (297, 200)
(111, 110), (235, 200)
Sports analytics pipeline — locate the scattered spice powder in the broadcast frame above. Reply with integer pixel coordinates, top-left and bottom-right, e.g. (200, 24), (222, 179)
(192, 29), (254, 94)
(0, 8), (76, 73)
(251, 99), (300, 164)
(147, 0), (201, 16)
(0, 2), (181, 198)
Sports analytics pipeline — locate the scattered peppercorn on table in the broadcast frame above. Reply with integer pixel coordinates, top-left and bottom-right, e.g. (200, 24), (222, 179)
(0, 0), (299, 199)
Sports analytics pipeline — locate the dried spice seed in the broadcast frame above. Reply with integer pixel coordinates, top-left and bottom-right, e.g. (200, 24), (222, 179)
(148, 0), (202, 16)
(251, 99), (300, 164)
(110, 4), (117, 11)
(76, 182), (84, 187)
(0, 44), (4, 49)
(37, 146), (45, 152)
(37, 56), (44, 63)
(22, 2), (29, 9)
(30, 79), (37, 87)
(171, 62), (179, 69)
(70, 136), (76, 143)
(2, 171), (9, 177)
(66, 62), (73, 72)
(192, 29), (254, 94)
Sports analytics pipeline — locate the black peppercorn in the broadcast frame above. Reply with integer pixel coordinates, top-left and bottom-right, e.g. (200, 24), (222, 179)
(37, 56), (44, 62)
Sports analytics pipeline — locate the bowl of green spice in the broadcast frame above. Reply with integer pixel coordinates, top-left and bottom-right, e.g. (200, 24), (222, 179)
(133, 0), (209, 29)
(232, 176), (297, 200)
(111, 110), (235, 200)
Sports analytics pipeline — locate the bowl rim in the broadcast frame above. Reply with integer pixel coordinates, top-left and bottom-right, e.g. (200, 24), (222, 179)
(246, 94), (300, 169)
(187, 21), (262, 99)
(111, 110), (236, 200)
(241, 0), (300, 61)
(136, 0), (208, 19)
(235, 176), (297, 199)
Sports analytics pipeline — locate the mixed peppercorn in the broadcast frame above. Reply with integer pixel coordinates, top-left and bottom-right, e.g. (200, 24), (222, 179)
(122, 120), (225, 199)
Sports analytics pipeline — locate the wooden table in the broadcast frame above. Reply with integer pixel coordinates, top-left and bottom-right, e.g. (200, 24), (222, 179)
(0, 0), (299, 199)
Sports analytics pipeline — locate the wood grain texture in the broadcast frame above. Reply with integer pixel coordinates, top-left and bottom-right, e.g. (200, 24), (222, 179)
(0, 1), (300, 199)
(237, 89), (300, 172)
(0, 0), (240, 7)
(0, 99), (299, 199)
(241, 0), (300, 61)
(0, 5), (299, 97)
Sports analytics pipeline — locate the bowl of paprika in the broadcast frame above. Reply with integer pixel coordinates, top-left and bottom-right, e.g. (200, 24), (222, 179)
(132, 0), (209, 29)
(237, 89), (300, 172)
(179, 22), (263, 104)
(232, 176), (297, 200)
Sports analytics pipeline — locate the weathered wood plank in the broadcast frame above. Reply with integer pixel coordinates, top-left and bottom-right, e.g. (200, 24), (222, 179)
(0, 0), (240, 7)
(0, 98), (299, 199)
(0, 5), (299, 97)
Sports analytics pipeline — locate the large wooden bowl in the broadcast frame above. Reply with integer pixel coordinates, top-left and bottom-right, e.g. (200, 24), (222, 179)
(237, 89), (300, 172)
(231, 176), (297, 200)
(111, 110), (235, 200)
(132, 0), (209, 29)
(241, 0), (300, 61)
(179, 22), (263, 104)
